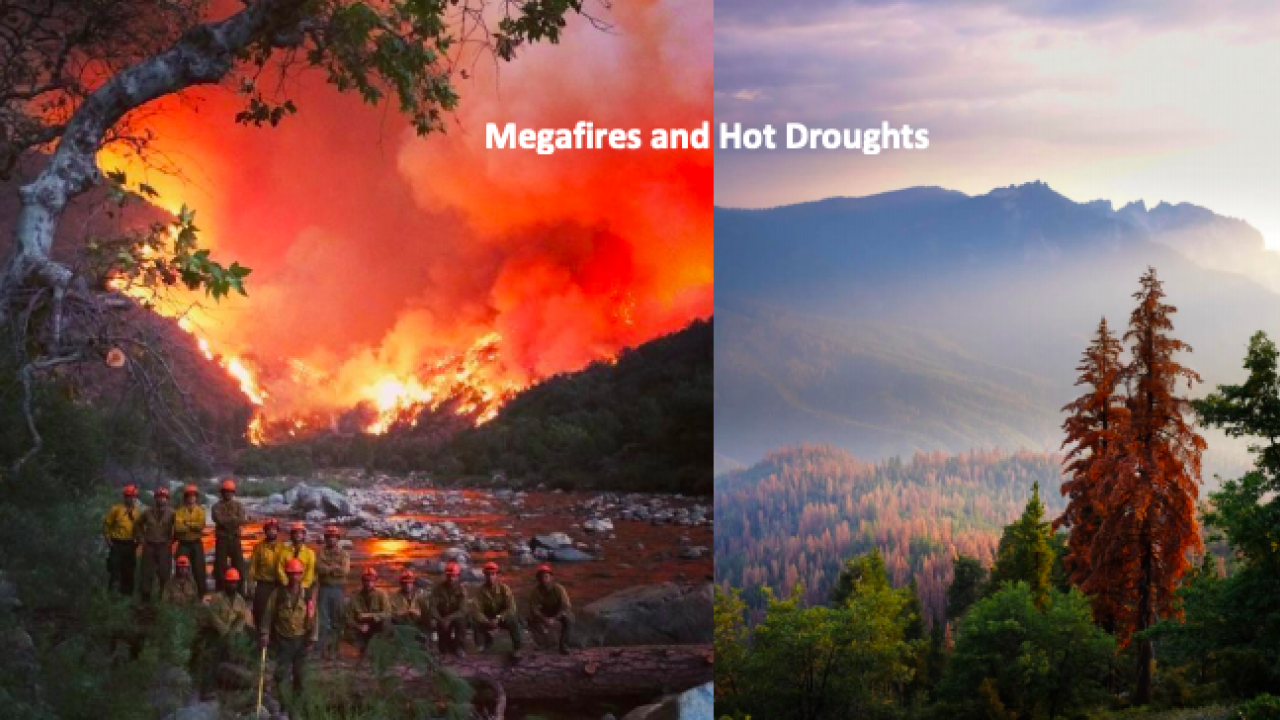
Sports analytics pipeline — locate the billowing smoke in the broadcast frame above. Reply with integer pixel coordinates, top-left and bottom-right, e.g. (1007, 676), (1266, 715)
(117, 0), (712, 426)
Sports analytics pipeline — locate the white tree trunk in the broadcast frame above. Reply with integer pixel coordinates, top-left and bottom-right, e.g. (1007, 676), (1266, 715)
(0, 0), (300, 318)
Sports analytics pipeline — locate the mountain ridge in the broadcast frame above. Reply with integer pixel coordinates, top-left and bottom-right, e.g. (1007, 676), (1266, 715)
(715, 181), (1280, 469)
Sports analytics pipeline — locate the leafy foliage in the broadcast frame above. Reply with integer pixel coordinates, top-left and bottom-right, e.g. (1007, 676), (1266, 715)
(716, 553), (923, 720)
(939, 584), (1115, 720)
(94, 174), (251, 301)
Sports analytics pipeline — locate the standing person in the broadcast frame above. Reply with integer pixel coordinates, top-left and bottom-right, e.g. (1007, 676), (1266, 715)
(135, 486), (176, 604)
(277, 523), (317, 598)
(428, 561), (468, 658)
(173, 484), (208, 597)
(248, 518), (284, 630)
(260, 559), (317, 708)
(472, 562), (523, 654)
(389, 570), (430, 629)
(102, 484), (141, 596)
(211, 478), (247, 594)
(194, 568), (249, 699)
(315, 525), (350, 659)
(346, 567), (391, 658)
(161, 556), (200, 606)
(528, 564), (573, 654)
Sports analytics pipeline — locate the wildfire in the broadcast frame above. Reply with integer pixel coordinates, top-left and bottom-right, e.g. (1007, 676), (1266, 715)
(356, 331), (516, 435)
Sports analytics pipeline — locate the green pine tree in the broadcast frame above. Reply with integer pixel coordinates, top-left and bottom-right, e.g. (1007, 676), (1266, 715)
(990, 482), (1055, 608)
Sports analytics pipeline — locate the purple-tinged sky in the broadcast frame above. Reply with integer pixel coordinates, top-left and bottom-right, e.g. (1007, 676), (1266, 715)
(715, 0), (1280, 247)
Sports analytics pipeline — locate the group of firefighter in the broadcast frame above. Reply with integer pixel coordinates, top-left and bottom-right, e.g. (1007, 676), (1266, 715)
(102, 478), (576, 702)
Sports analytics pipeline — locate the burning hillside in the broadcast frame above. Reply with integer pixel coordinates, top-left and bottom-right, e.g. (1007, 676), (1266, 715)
(86, 0), (712, 445)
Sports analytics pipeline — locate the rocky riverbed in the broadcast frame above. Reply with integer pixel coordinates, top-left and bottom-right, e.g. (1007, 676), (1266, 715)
(165, 474), (713, 719)
(198, 478), (713, 608)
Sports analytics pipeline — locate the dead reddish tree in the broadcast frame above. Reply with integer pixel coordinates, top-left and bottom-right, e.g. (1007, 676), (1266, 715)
(1056, 316), (1128, 630)
(1086, 267), (1204, 705)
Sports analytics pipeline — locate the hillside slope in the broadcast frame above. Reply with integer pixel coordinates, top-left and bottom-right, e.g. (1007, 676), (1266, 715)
(241, 320), (714, 494)
(714, 445), (1065, 620)
(715, 182), (1280, 466)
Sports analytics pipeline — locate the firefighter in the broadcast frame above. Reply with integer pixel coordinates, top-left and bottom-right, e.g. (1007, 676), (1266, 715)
(211, 478), (247, 593)
(472, 562), (523, 653)
(315, 525), (350, 659)
(428, 561), (468, 658)
(247, 518), (284, 630)
(174, 484), (208, 597)
(135, 486), (176, 604)
(528, 564), (573, 654)
(194, 567), (249, 698)
(161, 555), (200, 606)
(102, 484), (141, 596)
(347, 567), (392, 658)
(260, 558), (316, 707)
(388, 569), (430, 629)
(277, 522), (317, 597)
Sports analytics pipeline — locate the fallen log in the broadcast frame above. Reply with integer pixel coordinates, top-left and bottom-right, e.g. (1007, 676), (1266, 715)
(326, 644), (713, 702)
(444, 644), (714, 700)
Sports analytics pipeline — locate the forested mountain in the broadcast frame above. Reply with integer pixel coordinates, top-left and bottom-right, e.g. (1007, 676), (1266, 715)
(715, 182), (1280, 467)
(714, 444), (1064, 620)
(445, 318), (713, 493)
(240, 319), (714, 494)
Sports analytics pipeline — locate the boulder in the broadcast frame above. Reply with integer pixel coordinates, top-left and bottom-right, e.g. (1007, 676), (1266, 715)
(441, 547), (471, 565)
(531, 532), (573, 550)
(551, 547), (593, 563)
(577, 583), (712, 646)
(288, 483), (355, 517)
(583, 518), (614, 534)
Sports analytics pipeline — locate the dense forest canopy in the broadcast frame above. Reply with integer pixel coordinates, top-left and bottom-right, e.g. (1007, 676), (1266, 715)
(237, 319), (714, 494)
(716, 268), (1280, 720)
(714, 445), (1065, 618)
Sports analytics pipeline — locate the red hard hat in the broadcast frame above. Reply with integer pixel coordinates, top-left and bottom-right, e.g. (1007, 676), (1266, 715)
(220, 478), (236, 492)
(536, 564), (553, 576)
(224, 567), (241, 582)
(483, 562), (499, 573)
(289, 522), (306, 533)
(184, 484), (198, 496)
(444, 561), (461, 577)
(262, 517), (279, 529)
(284, 558), (304, 575)
(123, 485), (138, 498)
(400, 570), (416, 583)
(176, 556), (191, 568)
(324, 525), (341, 537)
(155, 486), (170, 498)
(362, 567), (378, 581)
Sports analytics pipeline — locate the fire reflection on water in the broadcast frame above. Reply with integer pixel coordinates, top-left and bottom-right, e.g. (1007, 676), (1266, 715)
(204, 490), (711, 607)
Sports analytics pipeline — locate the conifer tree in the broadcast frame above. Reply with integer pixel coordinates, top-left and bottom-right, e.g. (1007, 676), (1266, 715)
(1090, 267), (1205, 704)
(990, 482), (1054, 608)
(1057, 317), (1128, 628)
(946, 554), (988, 621)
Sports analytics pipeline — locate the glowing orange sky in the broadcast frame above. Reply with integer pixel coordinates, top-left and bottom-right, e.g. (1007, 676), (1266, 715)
(101, 0), (713, 418)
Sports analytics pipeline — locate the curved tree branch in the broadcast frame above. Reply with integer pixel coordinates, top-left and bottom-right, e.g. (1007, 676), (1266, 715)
(1, 0), (306, 317)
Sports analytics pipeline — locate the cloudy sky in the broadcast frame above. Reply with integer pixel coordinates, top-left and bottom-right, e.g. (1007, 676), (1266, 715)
(715, 0), (1280, 247)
